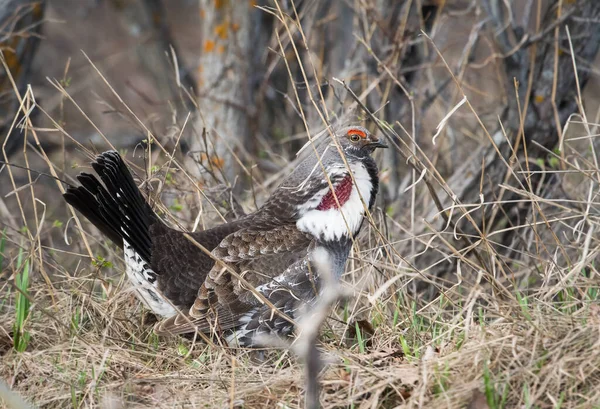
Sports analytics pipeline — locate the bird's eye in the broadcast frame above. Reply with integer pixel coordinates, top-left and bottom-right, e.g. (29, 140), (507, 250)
(349, 134), (360, 142)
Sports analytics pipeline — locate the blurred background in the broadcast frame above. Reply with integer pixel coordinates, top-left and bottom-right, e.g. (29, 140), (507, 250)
(1, 0), (599, 294)
(1, 0), (520, 185)
(2, 0), (600, 291)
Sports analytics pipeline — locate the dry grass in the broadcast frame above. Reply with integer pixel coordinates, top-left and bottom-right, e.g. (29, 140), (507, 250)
(2, 1), (600, 408)
(1, 186), (599, 408)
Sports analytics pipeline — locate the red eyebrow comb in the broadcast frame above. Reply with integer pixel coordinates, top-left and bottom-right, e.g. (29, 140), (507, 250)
(347, 128), (367, 138)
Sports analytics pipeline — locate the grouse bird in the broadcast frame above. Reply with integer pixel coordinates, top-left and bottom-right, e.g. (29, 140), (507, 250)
(63, 126), (386, 345)
(154, 127), (386, 344)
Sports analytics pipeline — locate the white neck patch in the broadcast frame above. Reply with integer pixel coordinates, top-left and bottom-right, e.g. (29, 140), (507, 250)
(296, 162), (373, 241)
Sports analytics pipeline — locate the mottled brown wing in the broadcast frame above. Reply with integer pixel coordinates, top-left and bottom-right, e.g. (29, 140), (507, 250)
(151, 218), (250, 308)
(155, 250), (321, 345)
(162, 248), (308, 334)
(154, 271), (255, 336)
(211, 224), (312, 262)
(188, 226), (310, 317)
(207, 249), (309, 317)
(236, 251), (307, 297)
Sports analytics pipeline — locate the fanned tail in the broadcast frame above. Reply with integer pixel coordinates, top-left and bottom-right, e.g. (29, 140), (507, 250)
(63, 151), (155, 263)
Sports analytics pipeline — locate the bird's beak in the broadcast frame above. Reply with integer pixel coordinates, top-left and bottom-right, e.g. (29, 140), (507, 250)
(368, 140), (388, 149)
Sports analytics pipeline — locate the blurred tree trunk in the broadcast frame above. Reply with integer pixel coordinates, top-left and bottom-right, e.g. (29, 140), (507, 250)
(110, 0), (197, 136)
(190, 0), (259, 182)
(0, 0), (45, 160)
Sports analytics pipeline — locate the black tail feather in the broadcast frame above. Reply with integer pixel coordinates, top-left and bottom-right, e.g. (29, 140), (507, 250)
(63, 175), (123, 246)
(92, 155), (152, 251)
(63, 151), (155, 263)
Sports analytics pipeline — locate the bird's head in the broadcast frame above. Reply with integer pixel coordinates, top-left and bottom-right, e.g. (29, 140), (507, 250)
(333, 126), (388, 159)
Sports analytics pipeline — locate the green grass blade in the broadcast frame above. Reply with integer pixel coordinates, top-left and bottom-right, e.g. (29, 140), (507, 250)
(13, 246), (31, 352)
